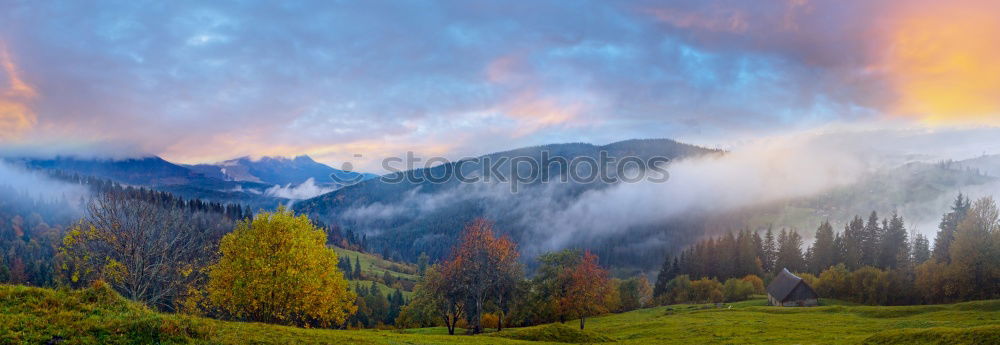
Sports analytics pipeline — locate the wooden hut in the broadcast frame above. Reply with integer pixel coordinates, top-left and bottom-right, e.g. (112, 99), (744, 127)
(766, 268), (818, 307)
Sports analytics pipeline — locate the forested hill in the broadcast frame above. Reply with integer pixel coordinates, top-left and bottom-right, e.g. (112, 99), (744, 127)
(294, 139), (722, 266)
(8, 155), (369, 209)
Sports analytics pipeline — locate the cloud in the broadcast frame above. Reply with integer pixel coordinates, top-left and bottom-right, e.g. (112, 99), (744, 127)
(1, 0), (998, 168)
(0, 42), (36, 139)
(331, 125), (1000, 255)
(264, 178), (335, 200)
(879, 0), (1000, 124)
(0, 160), (89, 203)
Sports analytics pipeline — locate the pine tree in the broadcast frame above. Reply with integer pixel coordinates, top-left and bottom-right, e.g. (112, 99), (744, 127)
(762, 227), (776, 272)
(341, 256), (353, 279)
(832, 232), (846, 266)
(752, 231), (764, 266)
(933, 193), (970, 263)
(842, 215), (865, 269)
(736, 229), (762, 278)
(861, 212), (881, 267)
(654, 255), (677, 297)
(877, 213), (910, 270)
(912, 233), (931, 264)
(353, 256), (363, 280)
(775, 229), (804, 273)
(809, 221), (836, 273)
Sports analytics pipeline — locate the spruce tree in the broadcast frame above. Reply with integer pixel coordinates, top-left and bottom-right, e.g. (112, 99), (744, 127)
(353, 256), (363, 280)
(933, 193), (970, 263)
(877, 213), (909, 269)
(653, 256), (676, 298)
(763, 227), (776, 272)
(809, 221), (836, 273)
(843, 215), (865, 269)
(775, 229), (804, 272)
(861, 212), (881, 267)
(912, 233), (931, 264)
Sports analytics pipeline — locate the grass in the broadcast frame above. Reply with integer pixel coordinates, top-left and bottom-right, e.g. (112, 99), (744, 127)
(332, 247), (419, 282)
(2, 283), (998, 344)
(347, 280), (413, 299)
(333, 246), (418, 298)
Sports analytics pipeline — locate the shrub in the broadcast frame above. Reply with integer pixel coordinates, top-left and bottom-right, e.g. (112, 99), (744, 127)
(723, 278), (755, 302)
(741, 275), (765, 294)
(690, 278), (724, 303)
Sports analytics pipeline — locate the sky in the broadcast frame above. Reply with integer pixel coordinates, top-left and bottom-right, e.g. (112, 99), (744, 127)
(2, 0), (1000, 171)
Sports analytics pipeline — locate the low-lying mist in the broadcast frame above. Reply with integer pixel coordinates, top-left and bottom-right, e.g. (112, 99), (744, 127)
(0, 160), (90, 203)
(338, 125), (1000, 259)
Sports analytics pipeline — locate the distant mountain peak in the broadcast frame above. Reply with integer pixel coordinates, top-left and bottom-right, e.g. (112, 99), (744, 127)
(190, 153), (369, 187)
(293, 155), (315, 163)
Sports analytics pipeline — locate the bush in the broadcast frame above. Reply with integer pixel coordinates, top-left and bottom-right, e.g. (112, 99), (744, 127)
(723, 278), (755, 302)
(690, 278), (724, 303)
(481, 313), (500, 329)
(741, 275), (765, 294)
(660, 275), (692, 304)
(815, 264), (851, 299)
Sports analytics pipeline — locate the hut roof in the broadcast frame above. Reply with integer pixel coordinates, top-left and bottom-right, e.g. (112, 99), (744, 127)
(767, 268), (810, 301)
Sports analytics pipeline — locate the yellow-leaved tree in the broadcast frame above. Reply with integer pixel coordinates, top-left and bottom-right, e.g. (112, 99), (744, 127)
(206, 207), (356, 327)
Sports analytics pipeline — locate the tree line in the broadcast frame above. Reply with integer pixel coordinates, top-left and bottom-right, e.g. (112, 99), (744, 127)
(654, 194), (1000, 305)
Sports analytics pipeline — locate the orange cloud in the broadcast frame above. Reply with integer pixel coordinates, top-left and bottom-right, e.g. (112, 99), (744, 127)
(501, 92), (584, 137)
(880, 0), (1000, 125)
(0, 42), (37, 139)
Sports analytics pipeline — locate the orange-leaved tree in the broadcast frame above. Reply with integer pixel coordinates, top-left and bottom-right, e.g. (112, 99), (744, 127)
(557, 251), (614, 330)
(449, 218), (521, 334)
(206, 207), (356, 327)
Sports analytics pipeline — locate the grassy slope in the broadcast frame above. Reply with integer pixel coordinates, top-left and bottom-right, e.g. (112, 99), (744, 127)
(3, 284), (998, 345)
(332, 247), (417, 298)
(332, 247), (419, 282)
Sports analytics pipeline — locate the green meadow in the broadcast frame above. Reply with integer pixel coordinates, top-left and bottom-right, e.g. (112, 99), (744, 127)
(2, 284), (997, 345)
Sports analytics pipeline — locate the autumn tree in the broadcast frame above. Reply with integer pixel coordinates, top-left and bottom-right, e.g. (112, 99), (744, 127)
(523, 249), (581, 324)
(205, 207), (356, 327)
(58, 192), (218, 310)
(617, 276), (653, 311)
(397, 264), (465, 332)
(948, 197), (999, 300)
(448, 218), (521, 334)
(557, 251), (614, 330)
